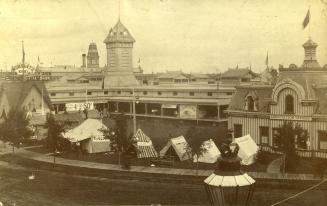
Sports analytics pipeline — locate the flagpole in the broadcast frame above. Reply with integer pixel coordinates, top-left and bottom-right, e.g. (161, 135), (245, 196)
(308, 6), (311, 39)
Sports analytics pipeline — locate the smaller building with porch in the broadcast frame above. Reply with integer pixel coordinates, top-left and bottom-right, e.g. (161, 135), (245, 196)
(227, 39), (327, 158)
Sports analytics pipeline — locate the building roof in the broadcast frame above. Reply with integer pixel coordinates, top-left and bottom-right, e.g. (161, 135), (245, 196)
(221, 68), (259, 79)
(104, 20), (135, 44)
(87, 43), (99, 57)
(157, 71), (192, 79)
(277, 70), (327, 100)
(303, 39), (318, 48)
(103, 72), (139, 87)
(0, 81), (52, 110)
(189, 73), (210, 79)
(228, 85), (273, 113)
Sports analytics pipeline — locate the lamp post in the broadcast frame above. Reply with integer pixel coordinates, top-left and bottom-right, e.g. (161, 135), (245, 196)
(204, 142), (255, 206)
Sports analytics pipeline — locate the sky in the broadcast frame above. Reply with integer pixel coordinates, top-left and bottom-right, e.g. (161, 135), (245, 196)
(0, 0), (326, 73)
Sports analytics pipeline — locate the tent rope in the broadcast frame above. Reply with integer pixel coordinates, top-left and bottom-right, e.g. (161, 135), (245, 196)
(270, 178), (327, 206)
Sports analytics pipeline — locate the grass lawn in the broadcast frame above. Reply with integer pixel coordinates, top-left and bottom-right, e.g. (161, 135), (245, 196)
(25, 144), (327, 175)
(243, 152), (281, 173)
(25, 145), (217, 170)
(286, 157), (327, 175)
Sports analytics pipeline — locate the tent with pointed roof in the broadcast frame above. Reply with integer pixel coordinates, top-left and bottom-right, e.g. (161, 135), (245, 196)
(133, 129), (158, 158)
(193, 139), (221, 163)
(159, 136), (192, 161)
(233, 134), (258, 165)
(63, 119), (110, 153)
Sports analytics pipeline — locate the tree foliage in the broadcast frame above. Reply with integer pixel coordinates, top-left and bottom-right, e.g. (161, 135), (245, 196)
(115, 114), (129, 151)
(0, 109), (33, 146)
(100, 114), (135, 168)
(274, 121), (309, 171)
(46, 113), (65, 150)
(186, 127), (210, 159)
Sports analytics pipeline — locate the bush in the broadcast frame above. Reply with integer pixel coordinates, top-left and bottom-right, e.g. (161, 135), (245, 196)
(314, 160), (327, 178)
(256, 150), (271, 164)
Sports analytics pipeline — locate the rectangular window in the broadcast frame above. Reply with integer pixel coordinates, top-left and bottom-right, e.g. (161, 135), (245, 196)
(227, 92), (233, 95)
(104, 91), (108, 95)
(207, 92), (213, 96)
(158, 91), (162, 95)
(50, 93), (56, 97)
(117, 91), (121, 94)
(143, 91), (148, 95)
(234, 124), (242, 138)
(173, 91), (178, 96)
(259, 126), (269, 145)
(87, 92), (92, 95)
(69, 92), (74, 96)
(189, 92), (194, 96)
(318, 131), (327, 150)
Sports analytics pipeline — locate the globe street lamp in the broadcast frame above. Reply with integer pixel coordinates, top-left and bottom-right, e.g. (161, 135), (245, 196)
(204, 142), (255, 206)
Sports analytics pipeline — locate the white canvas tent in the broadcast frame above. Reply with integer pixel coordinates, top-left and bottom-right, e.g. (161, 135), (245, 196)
(233, 134), (259, 165)
(159, 136), (192, 161)
(133, 129), (158, 158)
(193, 139), (221, 163)
(63, 119), (110, 153)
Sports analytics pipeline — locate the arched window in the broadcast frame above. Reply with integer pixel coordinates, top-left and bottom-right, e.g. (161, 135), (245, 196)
(247, 96), (255, 111)
(285, 95), (294, 114)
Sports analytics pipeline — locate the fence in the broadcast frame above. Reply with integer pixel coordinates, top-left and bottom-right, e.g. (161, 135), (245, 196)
(258, 144), (327, 159)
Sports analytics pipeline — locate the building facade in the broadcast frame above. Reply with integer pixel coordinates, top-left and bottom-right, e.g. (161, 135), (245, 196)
(44, 19), (242, 124)
(227, 39), (327, 158)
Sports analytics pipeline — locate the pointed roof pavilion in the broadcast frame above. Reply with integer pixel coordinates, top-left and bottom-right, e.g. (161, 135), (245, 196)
(104, 20), (135, 44)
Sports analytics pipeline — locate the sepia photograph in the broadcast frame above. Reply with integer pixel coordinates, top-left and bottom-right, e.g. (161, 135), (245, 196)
(0, 0), (327, 205)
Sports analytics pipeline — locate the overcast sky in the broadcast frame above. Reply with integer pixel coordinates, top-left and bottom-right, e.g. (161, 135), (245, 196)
(0, 0), (326, 73)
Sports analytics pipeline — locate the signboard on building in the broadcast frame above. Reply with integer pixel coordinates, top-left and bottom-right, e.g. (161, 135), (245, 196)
(65, 102), (94, 112)
(179, 105), (197, 119)
(162, 104), (177, 109)
(270, 114), (312, 121)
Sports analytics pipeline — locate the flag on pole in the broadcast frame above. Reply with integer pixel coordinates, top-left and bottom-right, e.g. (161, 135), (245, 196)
(302, 9), (310, 29)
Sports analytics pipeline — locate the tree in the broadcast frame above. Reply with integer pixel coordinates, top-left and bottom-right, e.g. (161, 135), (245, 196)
(0, 109), (33, 152)
(274, 121), (306, 172)
(186, 127), (209, 172)
(294, 123), (309, 149)
(100, 113), (134, 167)
(46, 113), (65, 152)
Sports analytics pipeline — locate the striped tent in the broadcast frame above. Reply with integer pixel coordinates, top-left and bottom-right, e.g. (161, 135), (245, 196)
(134, 129), (158, 158)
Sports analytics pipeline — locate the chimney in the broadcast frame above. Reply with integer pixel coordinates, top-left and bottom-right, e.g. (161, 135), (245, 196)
(82, 54), (86, 68)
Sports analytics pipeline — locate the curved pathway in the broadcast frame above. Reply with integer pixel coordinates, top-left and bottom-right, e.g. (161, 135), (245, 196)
(267, 158), (283, 174)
